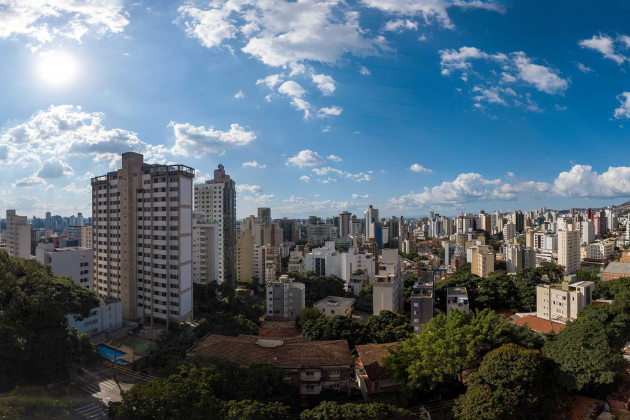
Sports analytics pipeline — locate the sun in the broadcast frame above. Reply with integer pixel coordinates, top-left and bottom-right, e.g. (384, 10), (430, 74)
(38, 52), (78, 85)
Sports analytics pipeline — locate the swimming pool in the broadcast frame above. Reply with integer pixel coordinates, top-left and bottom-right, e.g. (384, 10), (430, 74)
(96, 344), (130, 364)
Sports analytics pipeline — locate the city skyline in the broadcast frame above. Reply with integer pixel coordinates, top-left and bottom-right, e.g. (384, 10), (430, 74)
(2, 1), (630, 218)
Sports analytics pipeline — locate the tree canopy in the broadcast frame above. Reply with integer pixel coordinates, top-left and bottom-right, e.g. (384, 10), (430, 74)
(286, 271), (347, 307)
(454, 344), (565, 420)
(300, 401), (413, 420)
(0, 251), (100, 382)
(0, 386), (70, 420)
(364, 310), (414, 344)
(355, 284), (373, 313)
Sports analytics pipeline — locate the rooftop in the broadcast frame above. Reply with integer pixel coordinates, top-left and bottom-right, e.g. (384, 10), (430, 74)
(447, 287), (468, 296)
(603, 261), (630, 275)
(355, 342), (399, 386)
(313, 296), (356, 309)
(186, 334), (353, 368)
(512, 315), (566, 334)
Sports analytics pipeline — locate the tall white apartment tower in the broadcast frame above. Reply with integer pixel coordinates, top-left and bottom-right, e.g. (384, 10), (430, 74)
(194, 164), (236, 287)
(365, 205), (379, 240)
(558, 229), (580, 275)
(6, 210), (31, 259)
(91, 152), (195, 326)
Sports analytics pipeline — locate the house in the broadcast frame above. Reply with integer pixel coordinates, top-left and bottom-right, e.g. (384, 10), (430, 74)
(447, 287), (469, 316)
(355, 343), (402, 401)
(186, 334), (354, 395)
(313, 296), (356, 318)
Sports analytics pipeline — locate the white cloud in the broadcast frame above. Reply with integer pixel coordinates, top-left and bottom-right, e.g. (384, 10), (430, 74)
(311, 74), (337, 96)
(62, 183), (90, 194)
(614, 92), (630, 119)
(242, 161), (266, 169)
(383, 19), (417, 33)
(505, 171), (515, 178)
(243, 193), (276, 204)
(322, 126), (331, 132)
(37, 157), (74, 179)
(418, 33), (427, 41)
(287, 150), (326, 167)
(359, 66), (371, 76)
(300, 175), (311, 182)
(236, 184), (262, 193)
(176, 0), (389, 67)
(551, 165), (630, 198)
(169, 122), (256, 157)
(327, 155), (343, 162)
(409, 163), (434, 173)
(278, 81), (306, 98)
(554, 104), (568, 111)
(312, 166), (372, 182)
(81, 172), (94, 179)
(274, 199), (351, 215)
(0, 0), (129, 48)
(511, 52), (569, 95)
(579, 34), (628, 65)
(234, 90), (245, 98)
(14, 174), (46, 187)
(256, 74), (284, 89)
(574, 61), (594, 73)
(352, 194), (371, 199)
(290, 98), (313, 118)
(361, 0), (503, 30)
(317, 106), (343, 117)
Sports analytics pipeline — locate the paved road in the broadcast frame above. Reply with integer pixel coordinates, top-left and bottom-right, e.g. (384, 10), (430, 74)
(68, 369), (136, 419)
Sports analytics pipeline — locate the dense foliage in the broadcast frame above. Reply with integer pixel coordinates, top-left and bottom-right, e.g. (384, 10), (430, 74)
(301, 401), (413, 420)
(112, 362), (292, 419)
(354, 284), (373, 313)
(0, 386), (70, 420)
(0, 251), (100, 382)
(295, 307), (323, 329)
(454, 344), (566, 420)
(286, 271), (347, 306)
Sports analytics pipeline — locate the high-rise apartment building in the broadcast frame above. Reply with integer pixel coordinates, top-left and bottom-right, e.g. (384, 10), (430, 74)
(91, 152), (194, 326)
(503, 223), (516, 242)
(35, 243), (93, 290)
(558, 229), (580, 274)
(470, 244), (494, 277)
(194, 165), (236, 287)
(6, 210), (31, 259)
(339, 211), (351, 238)
(580, 221), (595, 246)
(265, 275), (305, 321)
(365, 205), (378, 240)
(278, 218), (297, 243)
(192, 211), (220, 284)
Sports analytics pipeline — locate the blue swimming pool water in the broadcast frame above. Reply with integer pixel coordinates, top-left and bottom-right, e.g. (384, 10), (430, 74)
(96, 344), (130, 364)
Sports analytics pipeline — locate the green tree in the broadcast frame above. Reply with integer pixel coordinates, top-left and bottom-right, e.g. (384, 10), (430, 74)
(494, 259), (507, 271)
(296, 307), (322, 329)
(355, 284), (373, 313)
(0, 386), (70, 420)
(435, 271), (479, 312)
(223, 400), (290, 419)
(300, 401), (413, 420)
(286, 271), (346, 306)
(536, 262), (565, 283)
(513, 267), (544, 312)
(384, 309), (542, 392)
(594, 277), (630, 300)
(194, 314), (259, 339)
(301, 316), (365, 349)
(474, 270), (514, 310)
(454, 344), (564, 420)
(30, 239), (38, 256)
(364, 310), (414, 343)
(543, 320), (624, 393)
(0, 252), (100, 382)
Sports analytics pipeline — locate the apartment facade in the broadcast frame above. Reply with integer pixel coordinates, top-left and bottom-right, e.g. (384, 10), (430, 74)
(265, 275), (305, 321)
(536, 277), (594, 321)
(558, 229), (580, 274)
(194, 165), (236, 286)
(447, 287), (470, 316)
(470, 244), (494, 277)
(372, 250), (404, 315)
(91, 152), (194, 326)
(6, 209), (31, 259)
(192, 210), (220, 284)
(410, 276), (434, 333)
(35, 243), (93, 290)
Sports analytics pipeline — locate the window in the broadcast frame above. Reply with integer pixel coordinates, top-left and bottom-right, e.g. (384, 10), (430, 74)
(329, 370), (340, 378)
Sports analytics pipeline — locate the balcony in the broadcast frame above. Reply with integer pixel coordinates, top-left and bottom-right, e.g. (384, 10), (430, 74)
(300, 371), (321, 382)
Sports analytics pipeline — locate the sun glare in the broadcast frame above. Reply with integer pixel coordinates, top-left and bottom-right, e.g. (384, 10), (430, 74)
(38, 52), (78, 85)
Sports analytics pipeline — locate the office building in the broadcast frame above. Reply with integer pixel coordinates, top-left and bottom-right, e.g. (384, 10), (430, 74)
(35, 243), (93, 290)
(558, 229), (580, 274)
(257, 207), (271, 229)
(265, 275), (305, 321)
(6, 210), (31, 259)
(194, 165), (237, 286)
(91, 152), (194, 326)
(278, 218), (297, 243)
(339, 211), (351, 238)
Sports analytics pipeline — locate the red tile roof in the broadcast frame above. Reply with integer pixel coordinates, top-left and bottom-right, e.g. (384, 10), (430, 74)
(186, 334), (353, 368)
(259, 328), (302, 338)
(512, 315), (566, 334)
(355, 343), (398, 383)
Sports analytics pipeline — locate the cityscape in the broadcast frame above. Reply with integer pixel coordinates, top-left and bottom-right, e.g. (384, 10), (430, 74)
(2, 1), (630, 420)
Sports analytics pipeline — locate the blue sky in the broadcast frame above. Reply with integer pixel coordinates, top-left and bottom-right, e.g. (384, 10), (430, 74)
(1, 0), (630, 219)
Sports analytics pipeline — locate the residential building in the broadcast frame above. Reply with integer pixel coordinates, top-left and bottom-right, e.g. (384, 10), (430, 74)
(365, 205), (379, 241)
(373, 249), (404, 315)
(470, 244), (494, 277)
(339, 211), (351, 238)
(35, 243), (93, 290)
(347, 272), (368, 297)
(67, 298), (123, 337)
(444, 242), (463, 266)
(192, 211), (220, 284)
(410, 274), (434, 333)
(558, 229), (580, 274)
(586, 242), (614, 261)
(536, 276), (594, 322)
(288, 247), (305, 272)
(355, 343), (402, 400)
(6, 209), (31, 259)
(68, 225), (93, 249)
(186, 335), (353, 395)
(265, 275), (305, 321)
(580, 221), (595, 246)
(447, 287), (469, 316)
(91, 152), (194, 326)
(236, 228), (254, 283)
(504, 244), (536, 274)
(307, 223), (338, 245)
(314, 296), (356, 317)
(194, 164), (237, 286)
(278, 218), (297, 243)
(503, 222), (516, 242)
